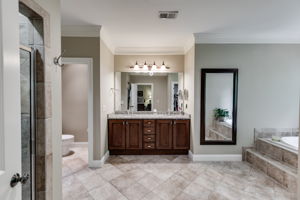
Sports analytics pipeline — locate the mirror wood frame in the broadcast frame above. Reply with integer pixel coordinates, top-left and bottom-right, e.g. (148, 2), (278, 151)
(200, 68), (238, 145)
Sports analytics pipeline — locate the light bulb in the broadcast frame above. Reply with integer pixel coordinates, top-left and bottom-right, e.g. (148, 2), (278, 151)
(152, 62), (157, 70)
(161, 61), (166, 70)
(143, 62), (148, 70)
(133, 61), (139, 70)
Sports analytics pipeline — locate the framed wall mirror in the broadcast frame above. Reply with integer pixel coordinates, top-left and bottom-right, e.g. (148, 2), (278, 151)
(200, 68), (238, 145)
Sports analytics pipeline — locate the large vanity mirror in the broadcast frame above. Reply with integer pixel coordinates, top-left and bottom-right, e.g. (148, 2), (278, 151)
(200, 69), (238, 145)
(114, 72), (184, 112)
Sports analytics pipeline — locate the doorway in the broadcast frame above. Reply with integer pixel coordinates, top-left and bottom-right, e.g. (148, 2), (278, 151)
(61, 58), (94, 166)
(129, 83), (153, 111)
(171, 82), (179, 111)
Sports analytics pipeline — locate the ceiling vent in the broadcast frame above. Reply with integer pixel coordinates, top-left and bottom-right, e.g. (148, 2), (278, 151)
(159, 11), (179, 19)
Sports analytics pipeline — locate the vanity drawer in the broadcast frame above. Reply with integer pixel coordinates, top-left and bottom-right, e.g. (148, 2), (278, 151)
(144, 142), (155, 149)
(144, 120), (155, 127)
(144, 127), (155, 134)
(143, 135), (155, 142)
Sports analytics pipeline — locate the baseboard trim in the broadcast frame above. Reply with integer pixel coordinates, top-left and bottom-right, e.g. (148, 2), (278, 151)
(189, 150), (242, 161)
(89, 151), (110, 168)
(100, 151), (110, 166)
(89, 160), (102, 168)
(71, 142), (88, 147)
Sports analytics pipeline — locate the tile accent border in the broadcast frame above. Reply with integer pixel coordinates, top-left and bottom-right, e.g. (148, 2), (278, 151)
(188, 150), (242, 161)
(19, 0), (52, 199)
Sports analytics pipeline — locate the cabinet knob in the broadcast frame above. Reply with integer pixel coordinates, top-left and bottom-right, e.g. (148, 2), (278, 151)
(148, 137), (151, 140)
(147, 130), (150, 132)
(147, 146), (151, 147)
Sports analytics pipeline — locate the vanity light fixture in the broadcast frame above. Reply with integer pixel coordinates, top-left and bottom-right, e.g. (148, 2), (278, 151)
(130, 61), (170, 71)
(143, 61), (148, 70)
(133, 61), (139, 70)
(161, 61), (166, 70)
(151, 62), (157, 70)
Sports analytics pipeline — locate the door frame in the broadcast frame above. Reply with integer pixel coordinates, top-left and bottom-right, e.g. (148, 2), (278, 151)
(61, 57), (95, 167)
(171, 81), (178, 111)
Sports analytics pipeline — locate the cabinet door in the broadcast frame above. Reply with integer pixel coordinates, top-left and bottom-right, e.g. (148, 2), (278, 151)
(108, 120), (126, 149)
(173, 120), (190, 149)
(156, 120), (173, 149)
(126, 120), (143, 149)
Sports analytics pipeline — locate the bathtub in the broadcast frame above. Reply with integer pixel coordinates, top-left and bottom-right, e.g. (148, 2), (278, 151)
(281, 136), (298, 150)
(62, 134), (74, 156)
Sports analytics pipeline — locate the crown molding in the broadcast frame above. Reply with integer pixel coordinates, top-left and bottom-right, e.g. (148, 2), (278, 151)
(194, 33), (300, 44)
(100, 27), (115, 54)
(114, 47), (185, 55)
(61, 25), (101, 37)
(184, 35), (195, 53)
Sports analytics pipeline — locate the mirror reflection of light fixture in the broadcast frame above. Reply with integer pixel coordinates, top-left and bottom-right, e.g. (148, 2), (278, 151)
(143, 61), (148, 70)
(133, 61), (139, 70)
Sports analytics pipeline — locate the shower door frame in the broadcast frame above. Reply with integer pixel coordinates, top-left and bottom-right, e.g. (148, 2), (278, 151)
(20, 44), (36, 200)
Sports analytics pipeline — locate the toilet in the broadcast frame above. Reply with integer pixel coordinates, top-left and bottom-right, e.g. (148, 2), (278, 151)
(62, 134), (74, 156)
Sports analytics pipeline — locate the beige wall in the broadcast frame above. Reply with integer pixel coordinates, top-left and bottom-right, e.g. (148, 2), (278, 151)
(115, 55), (184, 72)
(194, 44), (300, 155)
(61, 36), (101, 159)
(62, 64), (88, 142)
(100, 39), (114, 158)
(184, 46), (195, 152)
(130, 75), (168, 111)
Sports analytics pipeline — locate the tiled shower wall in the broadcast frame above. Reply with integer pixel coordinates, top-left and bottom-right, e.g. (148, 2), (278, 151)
(19, 1), (52, 199)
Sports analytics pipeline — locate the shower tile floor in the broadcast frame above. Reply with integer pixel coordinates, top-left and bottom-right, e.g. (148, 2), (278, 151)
(62, 147), (296, 200)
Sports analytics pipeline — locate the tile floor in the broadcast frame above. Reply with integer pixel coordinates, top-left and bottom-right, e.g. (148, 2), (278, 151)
(62, 147), (296, 200)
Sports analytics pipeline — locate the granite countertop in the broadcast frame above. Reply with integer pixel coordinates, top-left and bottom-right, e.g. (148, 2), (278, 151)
(108, 113), (191, 119)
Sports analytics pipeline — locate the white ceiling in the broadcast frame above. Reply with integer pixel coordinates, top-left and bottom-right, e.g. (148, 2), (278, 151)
(61, 0), (300, 54)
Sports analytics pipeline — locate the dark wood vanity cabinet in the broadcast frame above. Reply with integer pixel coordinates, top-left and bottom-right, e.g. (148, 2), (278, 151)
(173, 120), (190, 149)
(108, 119), (190, 154)
(108, 120), (126, 149)
(108, 119), (142, 150)
(156, 120), (173, 149)
(126, 120), (143, 149)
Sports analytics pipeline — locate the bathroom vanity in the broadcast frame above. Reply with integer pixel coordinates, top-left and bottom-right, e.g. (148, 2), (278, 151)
(108, 113), (190, 155)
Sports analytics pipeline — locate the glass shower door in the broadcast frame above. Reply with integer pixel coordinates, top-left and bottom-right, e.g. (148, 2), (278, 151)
(20, 46), (35, 200)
